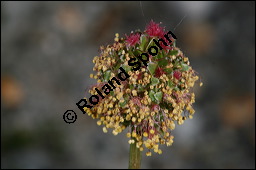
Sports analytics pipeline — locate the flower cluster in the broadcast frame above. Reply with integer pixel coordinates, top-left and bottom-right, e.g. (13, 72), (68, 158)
(85, 20), (202, 156)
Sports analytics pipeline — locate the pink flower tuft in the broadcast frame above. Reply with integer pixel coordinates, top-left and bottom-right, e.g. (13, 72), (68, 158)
(151, 104), (160, 112)
(145, 20), (165, 38)
(125, 33), (140, 47)
(159, 36), (174, 51)
(173, 70), (182, 80)
(132, 97), (142, 107)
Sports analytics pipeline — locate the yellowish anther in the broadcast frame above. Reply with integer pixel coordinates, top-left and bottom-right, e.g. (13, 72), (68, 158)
(126, 115), (131, 121)
(103, 127), (108, 133)
(143, 132), (148, 137)
(178, 118), (184, 125)
(90, 74), (94, 78)
(97, 120), (102, 126)
(126, 132), (131, 138)
(132, 90), (137, 96)
(151, 112), (155, 116)
(126, 89), (131, 93)
(109, 103), (113, 108)
(146, 151), (152, 156)
(112, 130), (118, 136)
(128, 139), (135, 144)
(145, 142), (151, 148)
(158, 149), (162, 154)
(200, 82), (203, 87)
(114, 33), (119, 41)
(150, 129), (155, 134)
(102, 66), (107, 71)
(170, 121), (175, 130)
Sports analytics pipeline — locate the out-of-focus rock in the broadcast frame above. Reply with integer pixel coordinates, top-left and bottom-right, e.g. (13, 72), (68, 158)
(220, 94), (255, 128)
(181, 22), (215, 56)
(1, 75), (24, 109)
(55, 4), (86, 37)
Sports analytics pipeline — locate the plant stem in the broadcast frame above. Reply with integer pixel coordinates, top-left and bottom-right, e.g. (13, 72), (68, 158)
(128, 138), (141, 169)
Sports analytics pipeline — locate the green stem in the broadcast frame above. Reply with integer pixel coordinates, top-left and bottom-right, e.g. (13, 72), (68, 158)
(128, 138), (141, 169)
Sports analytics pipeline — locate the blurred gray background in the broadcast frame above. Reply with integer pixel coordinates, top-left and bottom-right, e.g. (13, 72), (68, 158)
(1, 1), (255, 169)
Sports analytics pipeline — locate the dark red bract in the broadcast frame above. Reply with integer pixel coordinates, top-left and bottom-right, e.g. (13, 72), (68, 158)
(155, 67), (166, 78)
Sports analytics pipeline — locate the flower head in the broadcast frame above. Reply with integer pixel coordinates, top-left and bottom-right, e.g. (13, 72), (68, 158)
(85, 21), (202, 156)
